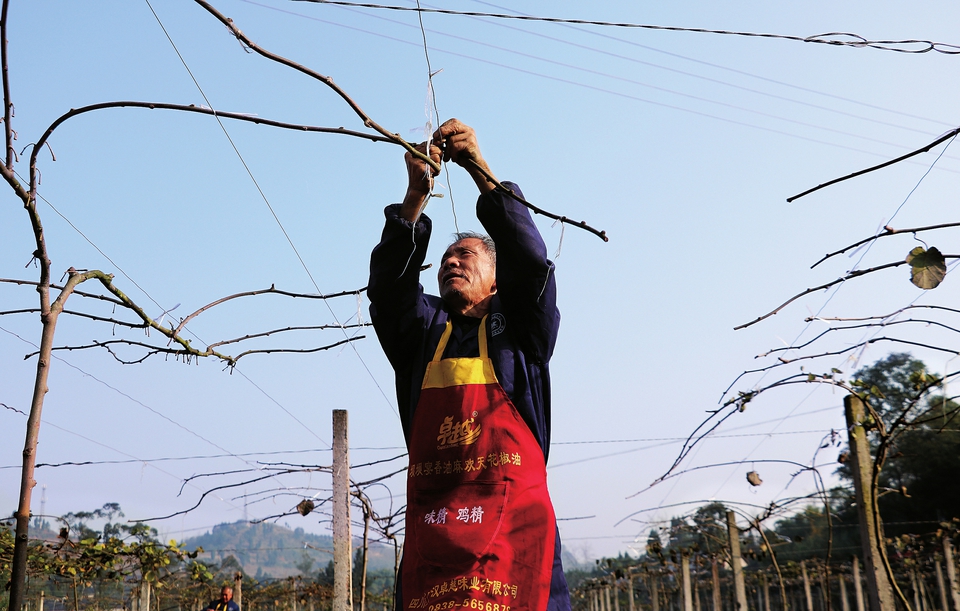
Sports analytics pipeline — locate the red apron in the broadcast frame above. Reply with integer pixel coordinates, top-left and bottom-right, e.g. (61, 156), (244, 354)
(402, 316), (556, 611)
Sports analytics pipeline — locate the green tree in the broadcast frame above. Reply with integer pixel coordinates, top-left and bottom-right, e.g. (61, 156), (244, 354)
(845, 353), (960, 529)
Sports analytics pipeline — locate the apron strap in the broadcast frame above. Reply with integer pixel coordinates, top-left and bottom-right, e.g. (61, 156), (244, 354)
(430, 315), (489, 363)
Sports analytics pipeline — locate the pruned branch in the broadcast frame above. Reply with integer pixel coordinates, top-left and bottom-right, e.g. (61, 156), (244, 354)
(466, 158), (608, 242)
(735, 256), (960, 330)
(812, 221), (960, 268)
(191, 0), (439, 172)
(759, 318), (960, 357)
(170, 283), (364, 339)
(788, 126), (960, 202)
(207, 322), (369, 350)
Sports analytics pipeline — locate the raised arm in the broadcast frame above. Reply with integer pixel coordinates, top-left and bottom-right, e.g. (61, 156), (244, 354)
(433, 119), (559, 361)
(368, 141), (442, 368)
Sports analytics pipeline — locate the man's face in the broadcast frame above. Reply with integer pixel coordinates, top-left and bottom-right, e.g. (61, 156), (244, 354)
(437, 238), (496, 311)
(220, 589), (233, 603)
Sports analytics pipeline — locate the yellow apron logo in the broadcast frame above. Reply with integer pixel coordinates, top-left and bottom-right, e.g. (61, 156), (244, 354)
(437, 416), (481, 450)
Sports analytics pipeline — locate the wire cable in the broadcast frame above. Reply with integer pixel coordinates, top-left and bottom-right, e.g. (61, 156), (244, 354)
(144, 0), (398, 417)
(296, 0), (960, 55)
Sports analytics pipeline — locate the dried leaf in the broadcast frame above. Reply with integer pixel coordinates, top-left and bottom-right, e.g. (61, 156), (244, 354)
(746, 471), (763, 486)
(906, 246), (946, 289)
(296, 499), (315, 516)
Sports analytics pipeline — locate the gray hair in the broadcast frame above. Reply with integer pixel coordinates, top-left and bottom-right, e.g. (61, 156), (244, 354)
(449, 231), (496, 265)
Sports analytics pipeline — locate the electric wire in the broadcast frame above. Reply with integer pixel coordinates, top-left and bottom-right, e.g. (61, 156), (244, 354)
(296, 0), (960, 55)
(142, 0), (398, 418)
(327, 2), (940, 157)
(471, 0), (955, 129)
(249, 1), (960, 176)
(24, 175), (331, 448)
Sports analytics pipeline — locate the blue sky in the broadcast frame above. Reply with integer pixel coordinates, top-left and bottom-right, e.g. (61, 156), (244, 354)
(3, 0), (960, 561)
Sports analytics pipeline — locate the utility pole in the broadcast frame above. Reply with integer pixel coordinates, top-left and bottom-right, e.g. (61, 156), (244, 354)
(727, 511), (748, 611)
(711, 558), (722, 611)
(844, 395), (897, 611)
(333, 410), (353, 611)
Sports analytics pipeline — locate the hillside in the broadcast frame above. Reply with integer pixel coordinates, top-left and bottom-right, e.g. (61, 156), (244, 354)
(183, 521), (396, 579)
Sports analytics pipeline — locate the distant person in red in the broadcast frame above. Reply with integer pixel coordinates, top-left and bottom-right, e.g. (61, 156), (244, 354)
(204, 586), (239, 611)
(369, 119), (570, 611)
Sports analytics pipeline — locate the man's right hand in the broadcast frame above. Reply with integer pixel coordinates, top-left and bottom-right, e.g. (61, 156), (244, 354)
(400, 141), (442, 222)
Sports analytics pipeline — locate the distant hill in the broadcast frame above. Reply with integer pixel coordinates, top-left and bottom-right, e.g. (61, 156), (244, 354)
(183, 521), (396, 579)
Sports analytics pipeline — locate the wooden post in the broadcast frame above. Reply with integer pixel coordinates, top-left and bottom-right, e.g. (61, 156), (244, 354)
(683, 553), (694, 611)
(802, 563), (814, 611)
(727, 512), (748, 611)
(235, 573), (243, 611)
(762, 574), (771, 611)
(616, 583), (622, 611)
(920, 571), (931, 611)
(37, 591), (44, 611)
(840, 574), (850, 611)
(936, 560), (949, 611)
(712, 558), (723, 611)
(852, 558), (865, 611)
(629, 575), (635, 611)
(844, 395), (897, 611)
(140, 581), (152, 611)
(333, 410), (352, 611)
(592, 589), (598, 611)
(695, 566), (702, 611)
(603, 585), (611, 611)
(653, 576), (661, 611)
(945, 538), (960, 611)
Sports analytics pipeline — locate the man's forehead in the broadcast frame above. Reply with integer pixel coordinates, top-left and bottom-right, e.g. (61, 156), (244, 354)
(442, 238), (484, 257)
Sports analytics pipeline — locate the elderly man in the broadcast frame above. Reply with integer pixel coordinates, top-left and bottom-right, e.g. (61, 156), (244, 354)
(369, 119), (569, 611)
(204, 587), (239, 611)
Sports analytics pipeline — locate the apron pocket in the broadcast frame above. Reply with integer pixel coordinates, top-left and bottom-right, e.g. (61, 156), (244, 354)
(408, 481), (507, 568)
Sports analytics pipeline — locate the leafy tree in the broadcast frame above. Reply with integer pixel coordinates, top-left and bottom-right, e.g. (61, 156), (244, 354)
(844, 353), (960, 529)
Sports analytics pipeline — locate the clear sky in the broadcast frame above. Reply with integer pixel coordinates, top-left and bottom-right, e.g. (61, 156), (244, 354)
(2, 0), (960, 562)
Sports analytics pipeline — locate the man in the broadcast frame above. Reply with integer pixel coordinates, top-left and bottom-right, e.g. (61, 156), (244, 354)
(369, 119), (569, 611)
(204, 587), (239, 611)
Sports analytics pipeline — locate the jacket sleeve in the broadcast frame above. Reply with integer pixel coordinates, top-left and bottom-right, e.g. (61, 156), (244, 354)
(477, 182), (560, 362)
(367, 205), (434, 369)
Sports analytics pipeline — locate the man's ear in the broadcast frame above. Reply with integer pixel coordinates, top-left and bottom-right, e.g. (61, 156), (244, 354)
(489, 280), (497, 295)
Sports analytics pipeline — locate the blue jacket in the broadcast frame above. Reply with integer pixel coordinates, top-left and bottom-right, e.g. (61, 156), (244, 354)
(369, 183), (570, 611)
(368, 182), (560, 461)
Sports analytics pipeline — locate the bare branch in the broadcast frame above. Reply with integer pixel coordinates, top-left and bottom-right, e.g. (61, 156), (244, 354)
(465, 158), (608, 242)
(760, 318), (960, 357)
(0, 307), (148, 329)
(171, 283), (363, 339)
(1, 0), (12, 170)
(734, 256), (960, 330)
(807, 303), (960, 322)
(191, 0), (440, 172)
(206, 322), (369, 350)
(27, 100), (407, 200)
(812, 222), (960, 268)
(788, 126), (960, 202)
(0, 277), (125, 306)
